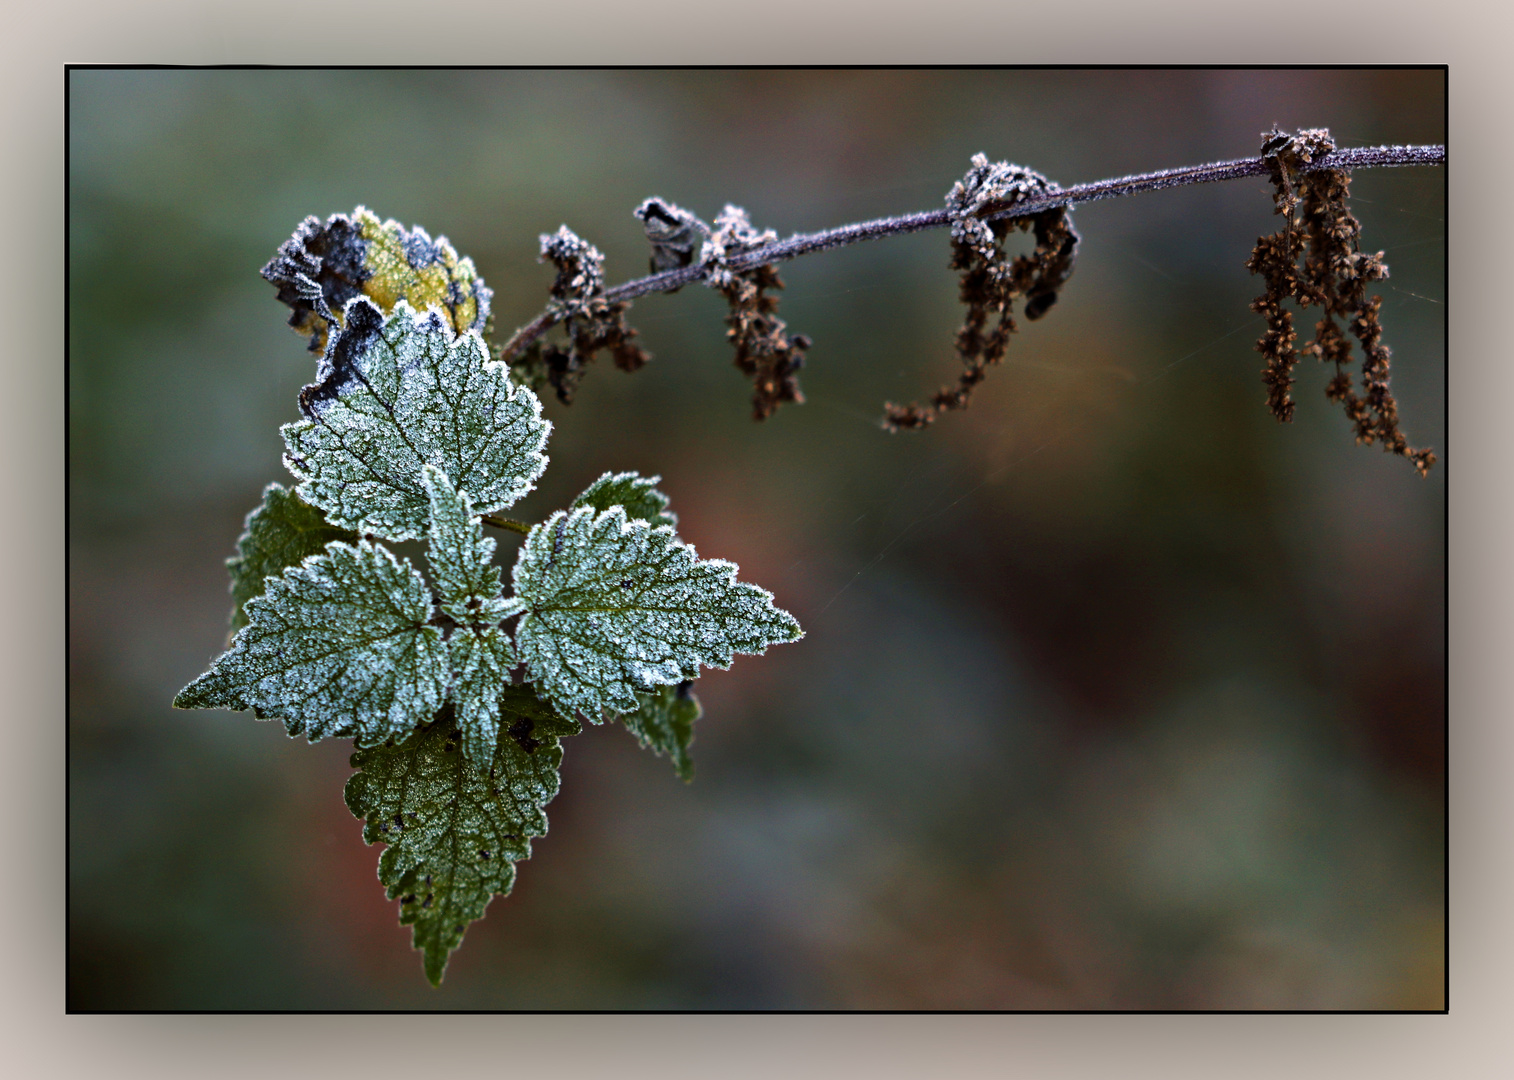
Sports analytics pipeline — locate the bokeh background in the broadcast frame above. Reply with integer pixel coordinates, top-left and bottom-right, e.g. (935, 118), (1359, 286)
(68, 70), (1444, 1010)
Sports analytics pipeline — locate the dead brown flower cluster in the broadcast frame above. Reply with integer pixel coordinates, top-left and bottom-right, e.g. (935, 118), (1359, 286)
(701, 205), (811, 421)
(883, 154), (1079, 431)
(498, 140), (1438, 476)
(1246, 128), (1435, 476)
(522, 225), (650, 404)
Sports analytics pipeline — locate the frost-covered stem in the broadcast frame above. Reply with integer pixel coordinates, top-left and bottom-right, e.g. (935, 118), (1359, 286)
(498, 311), (560, 366)
(498, 144), (1444, 361)
(481, 514), (532, 535)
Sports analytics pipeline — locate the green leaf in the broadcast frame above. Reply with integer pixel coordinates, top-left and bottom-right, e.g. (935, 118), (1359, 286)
(174, 541), (448, 745)
(282, 299), (550, 541)
(497, 682), (584, 745)
(508, 506), (803, 720)
(344, 713), (567, 986)
(420, 465), (523, 768)
(571, 470), (676, 530)
(226, 484), (358, 637)
(619, 682), (701, 781)
(422, 465), (509, 625)
(447, 628), (516, 768)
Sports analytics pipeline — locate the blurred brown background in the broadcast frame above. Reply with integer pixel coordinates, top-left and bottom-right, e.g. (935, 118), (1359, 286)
(68, 69), (1444, 1010)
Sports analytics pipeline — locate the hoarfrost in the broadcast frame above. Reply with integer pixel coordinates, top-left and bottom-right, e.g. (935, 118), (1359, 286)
(510, 505), (802, 720)
(261, 205), (493, 356)
(634, 197), (708, 275)
(422, 465), (509, 624)
(570, 470), (677, 530)
(282, 299), (550, 541)
(175, 540), (448, 745)
(447, 628), (516, 768)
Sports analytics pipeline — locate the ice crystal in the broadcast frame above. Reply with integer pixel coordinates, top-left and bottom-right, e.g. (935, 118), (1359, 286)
(282, 299), (550, 541)
(507, 505), (803, 720)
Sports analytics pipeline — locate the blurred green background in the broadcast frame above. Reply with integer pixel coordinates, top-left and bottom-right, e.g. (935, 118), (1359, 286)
(68, 70), (1444, 1010)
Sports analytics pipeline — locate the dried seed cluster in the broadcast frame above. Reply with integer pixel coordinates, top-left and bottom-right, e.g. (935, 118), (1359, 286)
(530, 225), (650, 404)
(505, 143), (1432, 470)
(700, 205), (811, 420)
(884, 154), (1080, 431)
(1246, 128), (1435, 475)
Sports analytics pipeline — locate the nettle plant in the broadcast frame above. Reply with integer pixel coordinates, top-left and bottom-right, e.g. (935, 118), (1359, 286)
(177, 129), (1443, 985)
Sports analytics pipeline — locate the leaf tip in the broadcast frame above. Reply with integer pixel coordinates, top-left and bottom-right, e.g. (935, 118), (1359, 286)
(172, 667), (244, 713)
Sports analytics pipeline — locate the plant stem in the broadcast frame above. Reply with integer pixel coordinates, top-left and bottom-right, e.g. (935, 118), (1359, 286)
(481, 514), (532, 535)
(498, 144), (1444, 361)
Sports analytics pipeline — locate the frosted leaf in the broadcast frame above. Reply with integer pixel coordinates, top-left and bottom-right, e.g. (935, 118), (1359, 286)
(344, 715), (565, 986)
(422, 465), (508, 625)
(618, 682), (701, 781)
(447, 628), (516, 768)
(262, 206), (493, 355)
(226, 483), (357, 637)
(420, 464), (526, 766)
(634, 197), (708, 275)
(174, 541), (448, 745)
(570, 470), (677, 530)
(508, 506), (803, 720)
(282, 299), (550, 541)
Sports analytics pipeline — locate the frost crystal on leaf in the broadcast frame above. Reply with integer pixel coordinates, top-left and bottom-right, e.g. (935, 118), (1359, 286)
(618, 682), (701, 781)
(447, 628), (516, 768)
(420, 465), (523, 766)
(282, 299), (550, 540)
(508, 505), (803, 720)
(344, 716), (565, 986)
(174, 541), (448, 745)
(422, 465), (508, 625)
(226, 483), (357, 637)
(571, 470), (677, 530)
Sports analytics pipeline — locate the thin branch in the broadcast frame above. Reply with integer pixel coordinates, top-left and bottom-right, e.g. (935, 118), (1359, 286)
(499, 144), (1444, 361)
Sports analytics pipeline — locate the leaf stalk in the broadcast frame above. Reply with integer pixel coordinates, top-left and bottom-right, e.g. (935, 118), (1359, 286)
(481, 514), (532, 535)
